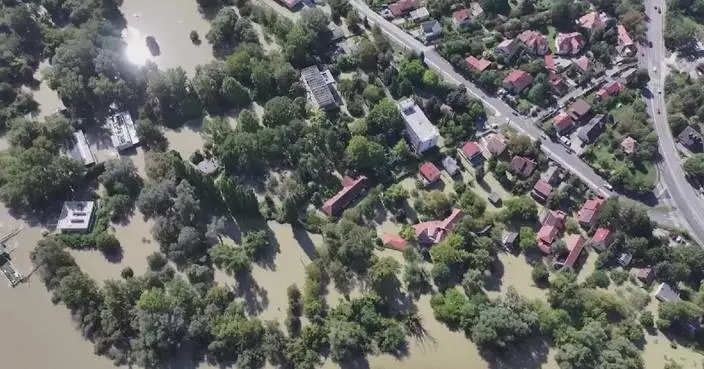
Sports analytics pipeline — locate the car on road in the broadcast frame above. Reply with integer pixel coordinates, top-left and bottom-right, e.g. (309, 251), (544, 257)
(657, 108), (661, 114)
(540, 133), (549, 141)
(658, 88), (662, 94)
(603, 183), (613, 191)
(653, 66), (657, 73)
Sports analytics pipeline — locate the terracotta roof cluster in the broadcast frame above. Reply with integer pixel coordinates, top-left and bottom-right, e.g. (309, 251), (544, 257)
(578, 12), (605, 29)
(517, 30), (548, 55)
(418, 162), (441, 183)
(465, 56), (491, 72)
(556, 32), (585, 55)
(597, 81), (624, 99)
(322, 176), (368, 216)
(578, 197), (605, 226)
(413, 208), (464, 245)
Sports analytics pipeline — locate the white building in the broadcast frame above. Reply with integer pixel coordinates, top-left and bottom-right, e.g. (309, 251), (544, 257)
(399, 98), (439, 153)
(57, 201), (96, 233)
(62, 130), (95, 166)
(108, 111), (140, 152)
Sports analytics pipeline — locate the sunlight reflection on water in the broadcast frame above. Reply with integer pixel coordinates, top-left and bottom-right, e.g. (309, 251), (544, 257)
(121, 26), (152, 66)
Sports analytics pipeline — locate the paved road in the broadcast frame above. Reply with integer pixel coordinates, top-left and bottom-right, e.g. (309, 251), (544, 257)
(349, 0), (612, 195)
(642, 0), (704, 243)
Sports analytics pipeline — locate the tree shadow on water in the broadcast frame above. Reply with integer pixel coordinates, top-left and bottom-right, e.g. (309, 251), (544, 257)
(293, 225), (319, 260)
(234, 274), (269, 315)
(340, 356), (370, 369)
(484, 339), (550, 369)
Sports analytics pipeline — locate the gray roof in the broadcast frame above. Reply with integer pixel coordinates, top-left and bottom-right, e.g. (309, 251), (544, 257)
(63, 130), (95, 166)
(677, 125), (703, 150)
(196, 158), (219, 174)
(655, 282), (680, 302)
(421, 19), (440, 34)
(399, 98), (439, 142)
(301, 66), (337, 109)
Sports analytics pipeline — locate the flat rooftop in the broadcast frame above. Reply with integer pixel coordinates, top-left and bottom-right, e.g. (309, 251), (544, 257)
(57, 201), (96, 232)
(108, 111), (140, 151)
(63, 130), (95, 166)
(398, 98), (439, 141)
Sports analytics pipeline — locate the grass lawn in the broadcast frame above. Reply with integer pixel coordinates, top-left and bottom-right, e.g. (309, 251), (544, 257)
(586, 142), (656, 188)
(547, 26), (557, 54)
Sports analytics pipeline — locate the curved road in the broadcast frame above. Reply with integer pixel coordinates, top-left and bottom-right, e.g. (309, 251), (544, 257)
(349, 0), (704, 240)
(642, 0), (704, 243)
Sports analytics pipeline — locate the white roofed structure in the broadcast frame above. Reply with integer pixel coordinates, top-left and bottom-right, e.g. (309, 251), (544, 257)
(62, 130), (95, 166)
(108, 111), (140, 152)
(399, 98), (439, 153)
(57, 201), (96, 233)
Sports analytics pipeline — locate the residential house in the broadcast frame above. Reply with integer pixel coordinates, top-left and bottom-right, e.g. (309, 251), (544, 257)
(620, 68), (637, 84)
(418, 162), (441, 186)
(280, 0), (300, 9)
(442, 156), (460, 176)
(508, 156), (536, 179)
(409, 7), (430, 22)
(301, 65), (339, 110)
(381, 233), (408, 251)
(501, 230), (518, 249)
(542, 165), (562, 185)
(488, 192), (502, 206)
(532, 179), (553, 202)
(322, 176), (368, 216)
(559, 234), (586, 269)
(196, 158), (219, 175)
(399, 98), (440, 153)
(618, 252), (633, 267)
(482, 132), (508, 158)
(503, 70), (533, 94)
(452, 8), (471, 28)
(421, 19), (442, 42)
(549, 74), (570, 96)
(413, 208), (465, 246)
(540, 209), (567, 229)
(459, 141), (484, 167)
(620, 136), (637, 155)
(328, 24), (345, 42)
(677, 125), (703, 152)
(495, 38), (520, 59)
(578, 11), (606, 32)
(555, 32), (585, 55)
(571, 56), (594, 75)
(465, 56), (492, 72)
(591, 227), (612, 251)
(108, 111), (140, 152)
(632, 267), (654, 284)
(389, 0), (419, 17)
(554, 111), (574, 135)
(597, 81), (625, 99)
(568, 99), (592, 123)
(577, 114), (607, 144)
(57, 201), (96, 233)
(617, 25), (636, 56)
(63, 130), (95, 166)
(537, 225), (558, 253)
(545, 54), (555, 72)
(518, 30), (548, 55)
(655, 282), (680, 302)
(577, 197), (605, 228)
(469, 2), (484, 16)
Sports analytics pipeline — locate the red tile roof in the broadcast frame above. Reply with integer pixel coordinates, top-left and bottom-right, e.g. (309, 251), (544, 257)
(461, 141), (482, 159)
(597, 81), (624, 99)
(509, 156), (536, 178)
(465, 56), (491, 72)
(503, 70), (533, 92)
(517, 30), (548, 55)
(592, 227), (612, 243)
(564, 234), (585, 268)
(621, 136), (637, 154)
(544, 55), (555, 71)
(540, 209), (566, 228)
(322, 176), (368, 216)
(453, 8), (470, 22)
(578, 197), (605, 226)
(419, 162), (441, 183)
(538, 225), (558, 248)
(485, 133), (507, 155)
(553, 111), (574, 132)
(532, 179), (553, 199)
(412, 208), (464, 245)
(389, 0), (415, 16)
(617, 25), (633, 46)
(556, 32), (585, 55)
(382, 233), (407, 250)
(578, 12), (604, 29)
(574, 56), (591, 72)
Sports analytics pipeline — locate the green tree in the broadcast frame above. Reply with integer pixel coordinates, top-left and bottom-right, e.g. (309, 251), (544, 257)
(220, 76), (251, 108)
(422, 190), (452, 219)
(366, 99), (403, 139)
(209, 243), (252, 277)
(368, 256), (401, 297)
(502, 196), (538, 221)
(519, 227), (537, 252)
(344, 136), (387, 174)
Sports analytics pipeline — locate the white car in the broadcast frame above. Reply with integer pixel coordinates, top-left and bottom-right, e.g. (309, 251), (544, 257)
(653, 66), (657, 73)
(658, 88), (662, 94)
(603, 183), (613, 191)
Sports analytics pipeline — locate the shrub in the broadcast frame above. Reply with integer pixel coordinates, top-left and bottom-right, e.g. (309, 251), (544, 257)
(95, 232), (121, 254)
(640, 311), (654, 328)
(531, 264), (549, 286)
(610, 269), (629, 285)
(587, 270), (611, 288)
(121, 267), (134, 279)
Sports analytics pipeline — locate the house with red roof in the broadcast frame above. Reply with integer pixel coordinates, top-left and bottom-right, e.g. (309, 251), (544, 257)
(555, 32), (585, 55)
(518, 30), (548, 55)
(617, 25), (636, 56)
(280, 0), (301, 9)
(597, 81), (624, 99)
(503, 70), (533, 94)
(465, 56), (491, 72)
(532, 179), (553, 202)
(389, 0), (419, 17)
(621, 136), (637, 155)
(481, 132), (508, 158)
(322, 176), (368, 216)
(540, 209), (567, 229)
(559, 234), (586, 269)
(572, 56), (593, 74)
(537, 225), (558, 253)
(413, 208), (464, 246)
(508, 156), (536, 179)
(495, 38), (520, 59)
(459, 141), (484, 167)
(382, 233), (408, 251)
(553, 111), (574, 134)
(591, 227), (612, 251)
(452, 8), (472, 28)
(545, 55), (556, 72)
(578, 12), (605, 32)
(577, 197), (605, 228)
(549, 74), (569, 96)
(418, 162), (441, 186)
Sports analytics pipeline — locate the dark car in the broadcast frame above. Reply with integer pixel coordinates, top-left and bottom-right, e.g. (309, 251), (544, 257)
(146, 36), (160, 56)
